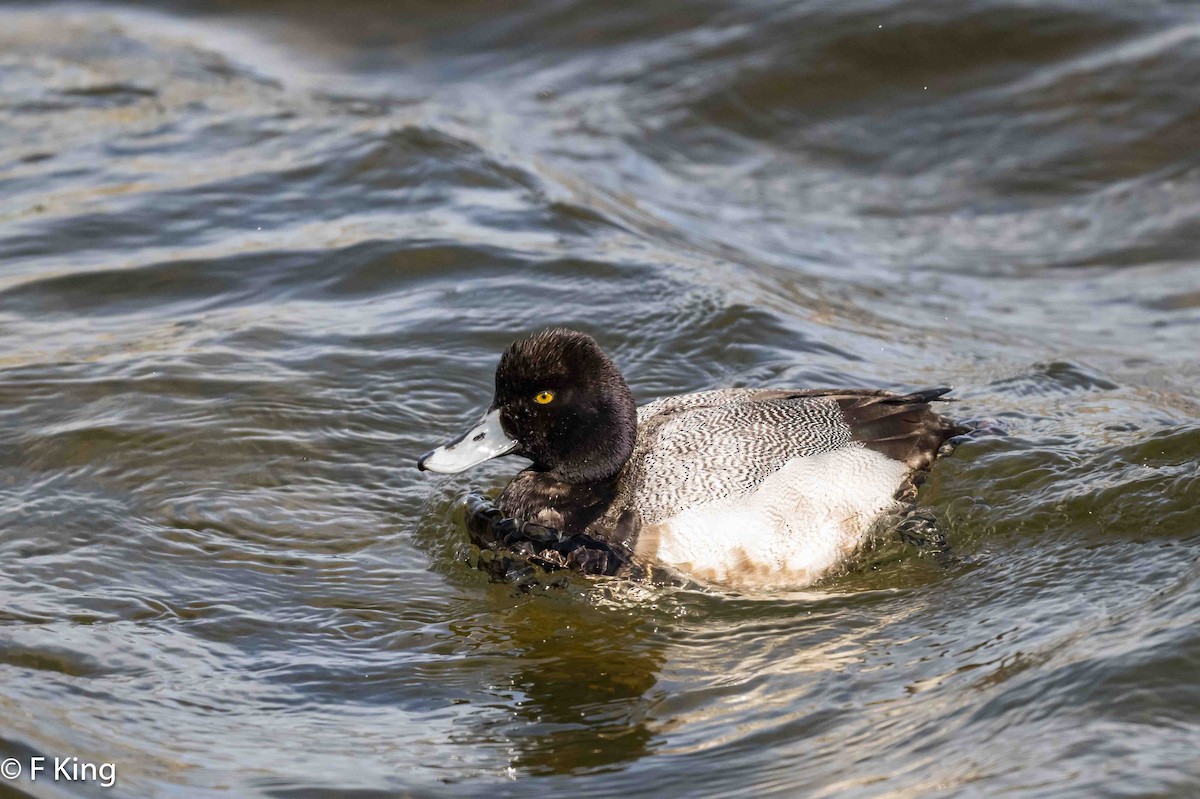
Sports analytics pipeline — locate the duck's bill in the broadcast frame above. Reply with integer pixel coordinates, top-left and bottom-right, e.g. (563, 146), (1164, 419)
(417, 409), (518, 473)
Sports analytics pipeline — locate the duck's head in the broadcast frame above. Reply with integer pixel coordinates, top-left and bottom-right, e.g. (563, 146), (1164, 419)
(417, 327), (637, 484)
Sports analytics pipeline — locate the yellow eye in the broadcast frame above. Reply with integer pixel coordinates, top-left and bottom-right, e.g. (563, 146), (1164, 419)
(534, 390), (555, 405)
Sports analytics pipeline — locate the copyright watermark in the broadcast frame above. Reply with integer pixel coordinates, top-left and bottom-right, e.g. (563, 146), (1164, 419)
(1, 756), (116, 788)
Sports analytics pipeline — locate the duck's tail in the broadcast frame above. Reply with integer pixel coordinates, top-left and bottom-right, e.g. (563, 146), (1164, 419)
(833, 387), (972, 476)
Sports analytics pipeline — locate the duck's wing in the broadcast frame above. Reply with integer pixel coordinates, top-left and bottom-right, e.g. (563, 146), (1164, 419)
(626, 388), (967, 524)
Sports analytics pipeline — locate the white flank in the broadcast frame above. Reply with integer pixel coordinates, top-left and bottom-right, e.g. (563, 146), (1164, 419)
(640, 446), (910, 590)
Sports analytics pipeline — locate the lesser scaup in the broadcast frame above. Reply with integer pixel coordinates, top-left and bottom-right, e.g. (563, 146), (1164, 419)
(418, 327), (968, 589)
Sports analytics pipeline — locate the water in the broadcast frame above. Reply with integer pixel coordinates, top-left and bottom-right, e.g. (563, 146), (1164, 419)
(1, 1), (1198, 797)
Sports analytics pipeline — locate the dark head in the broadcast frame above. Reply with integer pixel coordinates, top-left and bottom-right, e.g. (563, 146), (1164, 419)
(417, 328), (637, 484)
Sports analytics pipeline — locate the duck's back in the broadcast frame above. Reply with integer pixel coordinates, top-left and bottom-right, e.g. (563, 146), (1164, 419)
(613, 388), (965, 588)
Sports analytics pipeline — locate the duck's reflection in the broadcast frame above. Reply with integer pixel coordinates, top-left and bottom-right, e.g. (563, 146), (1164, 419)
(450, 577), (666, 777)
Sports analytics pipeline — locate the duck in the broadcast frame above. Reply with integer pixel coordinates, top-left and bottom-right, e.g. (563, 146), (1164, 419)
(417, 327), (968, 590)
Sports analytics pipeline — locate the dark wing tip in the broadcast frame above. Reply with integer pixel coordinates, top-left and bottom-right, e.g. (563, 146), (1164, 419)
(882, 386), (956, 404)
(836, 388), (969, 472)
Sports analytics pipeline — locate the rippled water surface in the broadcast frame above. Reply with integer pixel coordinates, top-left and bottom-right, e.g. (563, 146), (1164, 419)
(2, 1), (1199, 797)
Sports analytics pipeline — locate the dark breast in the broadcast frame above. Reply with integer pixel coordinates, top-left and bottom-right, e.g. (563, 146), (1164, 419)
(498, 470), (636, 544)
